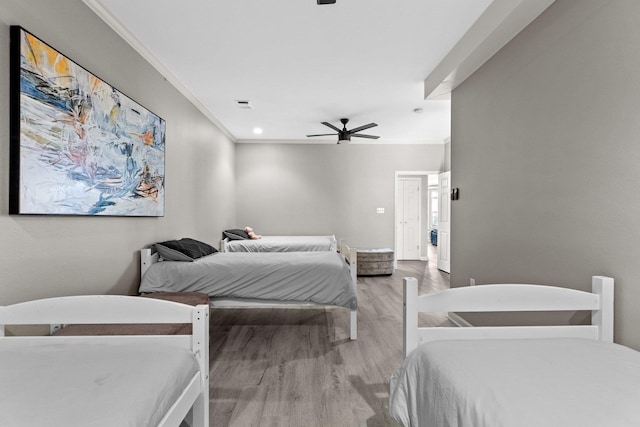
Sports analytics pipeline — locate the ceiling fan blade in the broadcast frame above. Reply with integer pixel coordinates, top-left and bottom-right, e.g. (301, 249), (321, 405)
(307, 133), (337, 137)
(321, 122), (342, 132)
(351, 134), (380, 139)
(348, 122), (377, 134)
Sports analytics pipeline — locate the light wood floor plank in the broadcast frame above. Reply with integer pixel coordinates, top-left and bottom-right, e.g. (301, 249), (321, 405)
(209, 258), (449, 426)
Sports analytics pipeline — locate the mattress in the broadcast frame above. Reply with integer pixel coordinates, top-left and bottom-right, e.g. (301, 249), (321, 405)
(0, 341), (199, 427)
(389, 338), (640, 427)
(224, 235), (337, 252)
(140, 251), (357, 309)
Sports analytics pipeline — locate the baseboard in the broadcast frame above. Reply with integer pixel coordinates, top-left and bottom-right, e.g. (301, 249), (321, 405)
(447, 312), (473, 327)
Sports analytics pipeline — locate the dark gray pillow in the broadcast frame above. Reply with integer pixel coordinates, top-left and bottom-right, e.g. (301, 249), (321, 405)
(154, 238), (217, 262)
(223, 229), (250, 240)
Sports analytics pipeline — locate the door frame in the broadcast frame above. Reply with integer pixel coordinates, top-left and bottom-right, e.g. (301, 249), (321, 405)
(437, 171), (451, 273)
(396, 177), (422, 261)
(394, 171), (441, 264)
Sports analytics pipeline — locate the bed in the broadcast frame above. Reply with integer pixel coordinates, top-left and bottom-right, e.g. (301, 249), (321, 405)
(389, 276), (640, 427)
(0, 295), (209, 427)
(220, 234), (338, 253)
(140, 240), (358, 340)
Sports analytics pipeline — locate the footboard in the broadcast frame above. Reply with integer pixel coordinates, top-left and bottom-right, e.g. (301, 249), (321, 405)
(403, 276), (614, 358)
(0, 295), (209, 427)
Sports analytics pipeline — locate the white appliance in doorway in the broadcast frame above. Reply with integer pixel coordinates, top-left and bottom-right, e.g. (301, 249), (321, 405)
(395, 177), (421, 260)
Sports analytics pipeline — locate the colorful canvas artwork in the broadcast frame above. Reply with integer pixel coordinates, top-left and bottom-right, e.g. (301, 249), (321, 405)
(9, 26), (165, 216)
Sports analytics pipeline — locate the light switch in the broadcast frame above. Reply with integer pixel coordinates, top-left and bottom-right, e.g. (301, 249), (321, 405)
(376, 208), (385, 214)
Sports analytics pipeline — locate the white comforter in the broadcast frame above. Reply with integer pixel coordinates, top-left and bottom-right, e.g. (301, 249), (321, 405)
(389, 338), (640, 427)
(224, 235), (337, 252)
(0, 341), (199, 427)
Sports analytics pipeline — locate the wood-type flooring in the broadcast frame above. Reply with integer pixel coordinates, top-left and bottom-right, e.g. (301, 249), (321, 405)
(208, 256), (450, 427)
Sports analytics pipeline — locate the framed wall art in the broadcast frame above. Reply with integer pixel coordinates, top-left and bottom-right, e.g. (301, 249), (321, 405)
(9, 26), (166, 216)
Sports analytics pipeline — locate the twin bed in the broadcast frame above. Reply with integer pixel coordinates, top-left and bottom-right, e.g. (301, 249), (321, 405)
(221, 234), (338, 253)
(0, 234), (352, 425)
(389, 275), (640, 427)
(14, 240), (632, 426)
(140, 239), (358, 340)
(0, 295), (209, 427)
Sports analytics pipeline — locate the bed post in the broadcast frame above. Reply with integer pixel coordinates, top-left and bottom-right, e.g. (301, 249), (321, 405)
(220, 238), (229, 252)
(350, 309), (358, 340)
(343, 244), (358, 341)
(140, 248), (152, 278)
(349, 246), (358, 285)
(592, 276), (614, 343)
(403, 277), (418, 359)
(190, 304), (210, 427)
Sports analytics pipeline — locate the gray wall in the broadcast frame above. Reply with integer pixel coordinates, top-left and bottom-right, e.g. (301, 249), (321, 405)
(236, 143), (444, 250)
(0, 0), (235, 304)
(451, 0), (640, 349)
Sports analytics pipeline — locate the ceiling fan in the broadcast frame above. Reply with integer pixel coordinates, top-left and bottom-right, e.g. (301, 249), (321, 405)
(307, 118), (379, 144)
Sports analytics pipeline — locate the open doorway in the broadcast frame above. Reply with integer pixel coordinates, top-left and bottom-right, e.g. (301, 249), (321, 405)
(394, 171), (440, 262)
(426, 174), (439, 264)
(436, 171), (451, 273)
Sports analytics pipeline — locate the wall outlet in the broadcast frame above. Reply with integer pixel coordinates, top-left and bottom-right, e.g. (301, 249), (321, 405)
(470, 278), (475, 286)
(376, 208), (384, 214)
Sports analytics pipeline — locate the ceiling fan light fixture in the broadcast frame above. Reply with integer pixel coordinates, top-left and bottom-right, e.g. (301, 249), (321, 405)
(307, 118), (379, 143)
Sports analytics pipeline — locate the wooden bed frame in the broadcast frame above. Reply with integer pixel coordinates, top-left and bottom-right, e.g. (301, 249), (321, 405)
(141, 241), (359, 340)
(403, 275), (614, 358)
(0, 295), (209, 427)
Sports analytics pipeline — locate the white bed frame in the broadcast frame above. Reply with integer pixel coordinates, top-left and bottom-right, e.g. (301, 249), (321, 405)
(0, 295), (209, 427)
(403, 275), (614, 358)
(141, 241), (358, 340)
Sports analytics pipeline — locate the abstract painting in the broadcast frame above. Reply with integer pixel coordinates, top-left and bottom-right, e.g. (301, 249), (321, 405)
(9, 26), (165, 216)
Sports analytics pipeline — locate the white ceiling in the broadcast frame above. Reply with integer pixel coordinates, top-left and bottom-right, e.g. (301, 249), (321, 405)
(86, 0), (552, 144)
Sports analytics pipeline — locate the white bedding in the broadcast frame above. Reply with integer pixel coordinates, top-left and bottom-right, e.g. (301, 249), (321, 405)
(0, 341), (199, 427)
(389, 338), (640, 427)
(140, 251), (357, 309)
(224, 235), (337, 252)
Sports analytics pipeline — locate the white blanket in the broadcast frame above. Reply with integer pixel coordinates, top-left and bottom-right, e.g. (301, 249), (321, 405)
(225, 235), (337, 252)
(389, 338), (640, 427)
(0, 341), (199, 427)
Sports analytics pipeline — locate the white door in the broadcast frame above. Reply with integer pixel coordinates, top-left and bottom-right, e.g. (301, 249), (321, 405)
(437, 172), (451, 273)
(396, 178), (421, 260)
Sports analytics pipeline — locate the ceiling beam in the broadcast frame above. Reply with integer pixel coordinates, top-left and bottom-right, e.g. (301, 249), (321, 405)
(424, 0), (555, 100)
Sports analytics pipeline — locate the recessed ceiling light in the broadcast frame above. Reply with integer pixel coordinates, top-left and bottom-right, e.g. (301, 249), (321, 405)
(253, 128), (263, 135)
